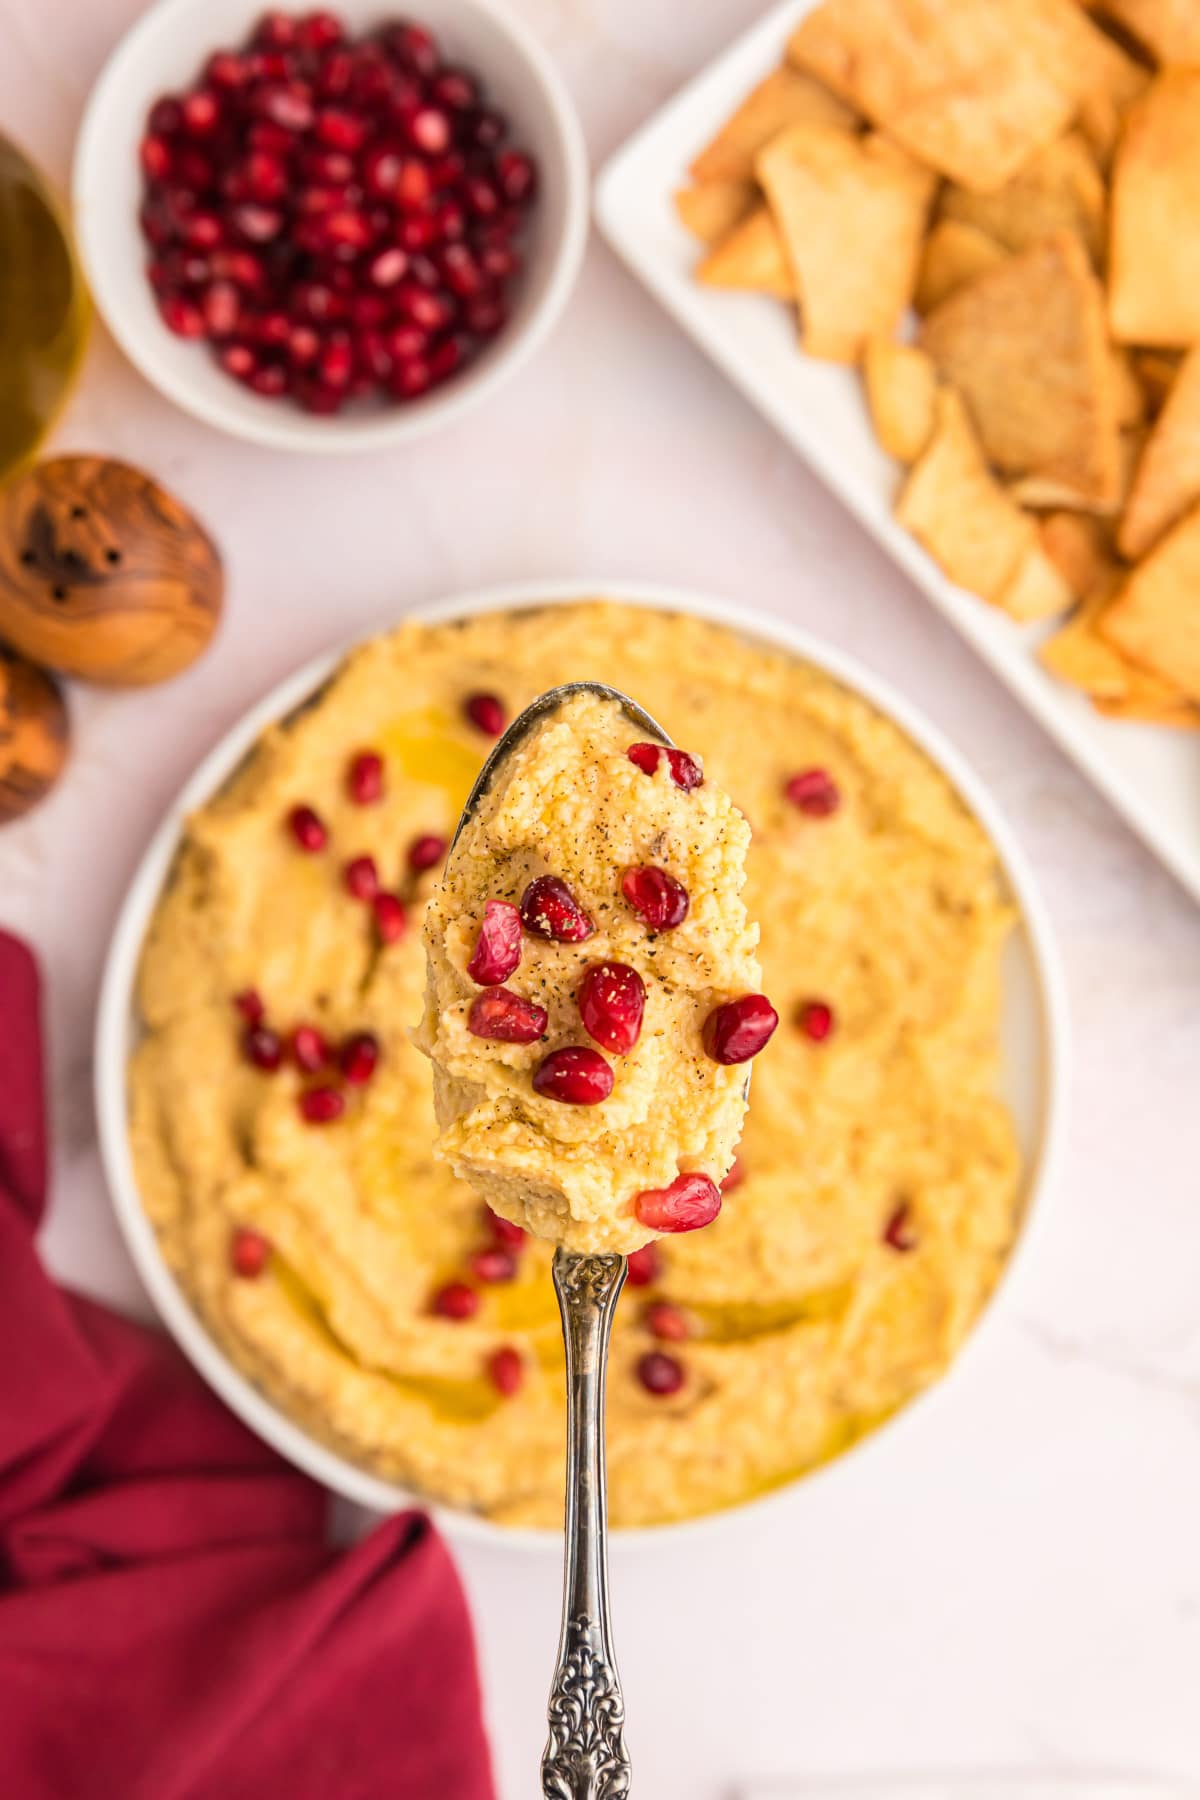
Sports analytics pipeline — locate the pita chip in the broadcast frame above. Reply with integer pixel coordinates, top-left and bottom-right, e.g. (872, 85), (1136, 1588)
(1118, 348), (1200, 559)
(938, 132), (1107, 266)
(863, 338), (938, 462)
(689, 65), (854, 184)
(697, 205), (795, 299)
(675, 180), (757, 245)
(1110, 73), (1200, 347)
(914, 221), (1007, 315)
(1101, 505), (1200, 699)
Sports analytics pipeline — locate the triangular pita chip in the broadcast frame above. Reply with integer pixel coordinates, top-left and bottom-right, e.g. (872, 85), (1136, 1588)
(1041, 576), (1200, 723)
(1119, 348), (1200, 559)
(1110, 347), (1147, 430)
(998, 544), (1075, 622)
(915, 221), (1007, 315)
(921, 231), (1120, 506)
(787, 0), (1136, 192)
(757, 126), (934, 362)
(1110, 73), (1200, 347)
(1094, 0), (1200, 65)
(675, 180), (756, 245)
(689, 66), (854, 184)
(1038, 512), (1118, 599)
(696, 205), (795, 298)
(1133, 350), (1182, 417)
(938, 132), (1106, 266)
(1101, 504), (1200, 699)
(895, 388), (1035, 601)
(863, 338), (938, 462)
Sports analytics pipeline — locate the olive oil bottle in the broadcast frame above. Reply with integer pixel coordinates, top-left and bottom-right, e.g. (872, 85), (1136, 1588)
(0, 135), (88, 484)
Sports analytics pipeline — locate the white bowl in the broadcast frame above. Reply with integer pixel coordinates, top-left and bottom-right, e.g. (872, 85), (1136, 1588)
(72, 0), (588, 451)
(95, 579), (1069, 1552)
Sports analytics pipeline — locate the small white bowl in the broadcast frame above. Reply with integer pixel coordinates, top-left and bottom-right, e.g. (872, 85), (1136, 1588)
(95, 579), (1069, 1552)
(72, 0), (588, 451)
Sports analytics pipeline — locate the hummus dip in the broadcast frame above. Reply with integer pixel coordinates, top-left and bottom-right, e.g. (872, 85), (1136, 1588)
(417, 690), (762, 1254)
(130, 601), (1021, 1529)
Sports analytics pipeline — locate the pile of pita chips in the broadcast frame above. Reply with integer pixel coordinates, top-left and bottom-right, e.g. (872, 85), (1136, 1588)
(677, 0), (1200, 728)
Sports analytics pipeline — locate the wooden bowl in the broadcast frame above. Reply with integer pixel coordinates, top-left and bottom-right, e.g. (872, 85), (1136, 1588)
(0, 455), (223, 686)
(0, 643), (69, 822)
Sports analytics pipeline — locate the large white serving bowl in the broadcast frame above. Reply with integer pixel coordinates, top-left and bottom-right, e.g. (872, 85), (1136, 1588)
(95, 579), (1069, 1552)
(73, 0), (588, 451)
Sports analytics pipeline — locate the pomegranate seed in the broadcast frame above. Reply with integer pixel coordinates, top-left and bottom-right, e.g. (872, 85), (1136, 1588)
(396, 282), (453, 331)
(621, 866), (689, 930)
(181, 90), (220, 136)
(149, 96), (184, 136)
(465, 296), (506, 337)
(429, 336), (467, 383)
(785, 767), (841, 818)
(798, 1000), (835, 1043)
(702, 994), (779, 1065)
(291, 1024), (331, 1073)
(637, 1351), (685, 1397)
(287, 803), (328, 852)
(720, 1157), (746, 1194)
(298, 1085), (345, 1125)
(219, 342), (258, 381)
(351, 292), (389, 328)
(634, 1172), (722, 1233)
(387, 323), (428, 361)
(480, 241), (518, 279)
(397, 159), (434, 210)
(385, 23), (440, 75)
(250, 49), (292, 81)
(233, 987), (265, 1025)
(464, 691), (506, 736)
(206, 51), (248, 90)
(578, 961), (645, 1055)
(468, 986), (548, 1044)
(486, 1208), (527, 1249)
(255, 11), (297, 48)
(243, 1024), (283, 1071)
(201, 280), (240, 335)
(467, 900), (523, 984)
(288, 323), (321, 366)
(368, 246), (408, 287)
(244, 150), (288, 202)
(323, 208), (373, 249)
(390, 355), (431, 398)
(432, 68), (478, 110)
(408, 105), (452, 154)
(230, 1226), (271, 1278)
(347, 749), (384, 803)
(627, 742), (704, 791)
(182, 210), (224, 250)
(435, 198), (467, 242)
(159, 294), (205, 337)
(257, 83), (315, 132)
(471, 1246), (517, 1284)
(245, 120), (294, 158)
(408, 832), (446, 873)
(319, 333), (354, 386)
(497, 150), (537, 204)
(340, 1031), (380, 1084)
(344, 854), (380, 900)
(432, 1281), (478, 1321)
(232, 204), (284, 243)
(884, 1200), (919, 1252)
(532, 1047), (614, 1106)
(646, 1300), (689, 1343)
(356, 329), (393, 380)
(520, 875), (593, 944)
(464, 174), (500, 218)
(295, 380), (345, 414)
(373, 892), (407, 944)
(469, 108), (507, 150)
(441, 243), (482, 297)
(297, 10), (344, 51)
(251, 362), (289, 400)
(213, 249), (266, 288)
(488, 1345), (524, 1397)
(625, 1243), (661, 1287)
(316, 107), (366, 151)
(303, 147), (355, 183)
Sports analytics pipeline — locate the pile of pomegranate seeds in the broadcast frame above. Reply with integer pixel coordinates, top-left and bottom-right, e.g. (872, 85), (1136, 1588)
(139, 11), (538, 413)
(633, 1171), (722, 1233)
(230, 1225), (272, 1278)
(467, 897), (522, 982)
(468, 985), (548, 1043)
(701, 993), (779, 1065)
(626, 742), (704, 792)
(797, 999), (835, 1043)
(785, 767), (840, 818)
(578, 960), (645, 1054)
(636, 1350), (685, 1397)
(532, 1045), (614, 1105)
(519, 874), (593, 943)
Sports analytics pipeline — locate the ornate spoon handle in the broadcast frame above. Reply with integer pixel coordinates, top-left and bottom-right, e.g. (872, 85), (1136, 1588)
(541, 1248), (632, 1799)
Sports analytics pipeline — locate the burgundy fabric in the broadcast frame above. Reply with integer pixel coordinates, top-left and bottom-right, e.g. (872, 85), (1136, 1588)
(0, 931), (495, 1800)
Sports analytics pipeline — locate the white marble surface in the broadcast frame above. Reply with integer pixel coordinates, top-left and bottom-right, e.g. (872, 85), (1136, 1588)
(2, 3), (1200, 1797)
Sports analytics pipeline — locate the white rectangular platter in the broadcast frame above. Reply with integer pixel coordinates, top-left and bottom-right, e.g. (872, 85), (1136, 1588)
(594, 0), (1200, 904)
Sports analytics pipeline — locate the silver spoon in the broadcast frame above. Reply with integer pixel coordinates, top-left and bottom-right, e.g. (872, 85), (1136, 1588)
(451, 682), (674, 1799)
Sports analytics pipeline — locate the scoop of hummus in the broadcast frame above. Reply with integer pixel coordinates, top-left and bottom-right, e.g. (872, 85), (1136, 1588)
(416, 691), (759, 1254)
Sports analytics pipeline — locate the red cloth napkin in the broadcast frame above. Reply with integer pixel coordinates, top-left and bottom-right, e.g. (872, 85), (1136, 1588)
(0, 931), (496, 1800)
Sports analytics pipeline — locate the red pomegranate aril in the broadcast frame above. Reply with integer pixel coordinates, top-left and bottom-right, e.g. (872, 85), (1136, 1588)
(181, 89), (220, 136)
(233, 987), (265, 1025)
(287, 803), (328, 852)
(471, 1246), (518, 1284)
(220, 342), (258, 381)
(625, 1243), (661, 1287)
(397, 212), (440, 252)
(396, 282), (452, 331)
(250, 361), (287, 396)
(299, 1085), (345, 1125)
(646, 1300), (689, 1343)
(480, 242), (519, 280)
(206, 51), (248, 90)
(350, 292), (389, 328)
(243, 1024), (283, 1071)
(387, 323), (428, 361)
(230, 1225), (272, 1278)
(297, 10), (344, 51)
(702, 994), (779, 1065)
(579, 961), (645, 1055)
(245, 150), (288, 201)
(467, 900), (522, 984)
(316, 107), (366, 151)
(441, 243), (482, 297)
(319, 334), (354, 387)
(344, 854), (380, 900)
(245, 120), (295, 159)
(288, 323), (321, 366)
(470, 108), (507, 149)
(292, 280), (346, 322)
(182, 210), (224, 250)
(316, 47), (355, 98)
(341, 1031), (380, 1085)
(497, 149), (537, 204)
(232, 203), (284, 243)
(798, 1000), (835, 1043)
(432, 67), (478, 109)
(385, 22), (440, 75)
(429, 336), (466, 383)
(408, 833), (447, 872)
(200, 280), (240, 336)
(213, 248), (266, 288)
(254, 11), (297, 49)
(347, 749), (384, 803)
(432, 1280), (479, 1321)
(291, 1025), (331, 1073)
(785, 767), (841, 818)
(368, 246), (408, 287)
(398, 159), (434, 210)
(468, 986), (548, 1045)
(520, 876), (593, 945)
(637, 1351), (685, 1397)
(884, 1200), (919, 1253)
(356, 329), (393, 381)
(250, 49), (293, 82)
(720, 1157), (746, 1194)
(634, 1172), (722, 1234)
(160, 294), (205, 337)
(464, 691), (505, 736)
(391, 357), (431, 399)
(627, 742), (704, 791)
(303, 147), (355, 183)
(373, 892), (407, 944)
(407, 105), (452, 154)
(149, 96), (184, 136)
(464, 174), (500, 218)
(486, 1208), (527, 1249)
(295, 379), (345, 414)
(532, 1047), (613, 1106)
(465, 296), (506, 337)
(487, 1345), (524, 1397)
(435, 198), (467, 242)
(428, 151), (465, 188)
(257, 83), (315, 132)
(323, 208), (373, 250)
(255, 310), (291, 347)
(621, 866), (689, 931)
